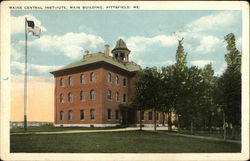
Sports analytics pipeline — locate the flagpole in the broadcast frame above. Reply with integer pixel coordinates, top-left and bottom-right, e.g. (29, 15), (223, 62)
(24, 17), (28, 131)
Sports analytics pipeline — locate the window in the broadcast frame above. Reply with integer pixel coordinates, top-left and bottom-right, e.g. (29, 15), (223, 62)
(115, 110), (119, 120)
(80, 91), (85, 101)
(123, 78), (127, 87)
(108, 72), (112, 83)
(90, 109), (95, 120)
(107, 109), (112, 120)
(156, 112), (159, 121)
(148, 111), (153, 121)
(60, 93), (65, 103)
(116, 92), (119, 102)
(68, 76), (73, 86)
(60, 111), (64, 121)
(115, 76), (119, 85)
(90, 90), (95, 100)
(90, 72), (95, 82)
(68, 110), (73, 121)
(80, 110), (85, 120)
(80, 74), (85, 84)
(60, 78), (65, 87)
(123, 94), (127, 103)
(141, 111), (144, 120)
(68, 92), (73, 103)
(107, 90), (112, 100)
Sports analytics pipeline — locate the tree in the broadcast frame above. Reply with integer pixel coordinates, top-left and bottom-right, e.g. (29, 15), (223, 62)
(132, 67), (162, 132)
(217, 33), (241, 139)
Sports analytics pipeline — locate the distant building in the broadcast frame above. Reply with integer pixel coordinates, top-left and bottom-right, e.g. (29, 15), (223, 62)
(51, 39), (168, 127)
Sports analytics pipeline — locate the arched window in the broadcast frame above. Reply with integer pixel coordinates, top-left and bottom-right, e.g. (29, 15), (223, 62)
(107, 109), (112, 120)
(123, 78), (127, 87)
(123, 93), (127, 103)
(68, 92), (73, 103)
(115, 76), (119, 85)
(90, 72), (95, 82)
(107, 90), (112, 100)
(60, 78), (65, 87)
(80, 91), (85, 101)
(80, 110), (85, 120)
(60, 111), (64, 121)
(60, 93), (65, 103)
(116, 92), (119, 102)
(90, 90), (95, 100)
(108, 72), (112, 83)
(68, 110), (73, 121)
(68, 76), (73, 86)
(80, 74), (85, 84)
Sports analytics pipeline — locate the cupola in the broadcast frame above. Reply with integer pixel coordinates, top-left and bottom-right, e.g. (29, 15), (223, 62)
(111, 39), (131, 62)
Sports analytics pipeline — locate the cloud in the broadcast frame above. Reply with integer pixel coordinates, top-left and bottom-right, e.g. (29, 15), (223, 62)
(190, 60), (214, 68)
(11, 43), (23, 60)
(27, 32), (105, 59)
(11, 14), (47, 35)
(11, 61), (62, 74)
(186, 11), (239, 33)
(214, 63), (227, 76)
(195, 35), (221, 53)
(78, 25), (96, 34)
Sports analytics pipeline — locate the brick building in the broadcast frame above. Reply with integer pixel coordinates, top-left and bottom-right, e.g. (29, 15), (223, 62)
(51, 39), (168, 127)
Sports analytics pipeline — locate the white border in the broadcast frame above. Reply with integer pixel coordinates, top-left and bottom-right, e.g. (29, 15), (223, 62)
(0, 1), (249, 161)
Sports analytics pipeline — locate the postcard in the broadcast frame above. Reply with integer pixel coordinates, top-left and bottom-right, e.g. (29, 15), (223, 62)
(0, 1), (249, 161)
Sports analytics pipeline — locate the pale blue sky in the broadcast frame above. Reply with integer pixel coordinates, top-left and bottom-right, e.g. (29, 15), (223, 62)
(11, 10), (242, 80)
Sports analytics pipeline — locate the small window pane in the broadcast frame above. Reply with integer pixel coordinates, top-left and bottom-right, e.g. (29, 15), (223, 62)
(116, 76), (119, 85)
(60, 111), (64, 121)
(107, 90), (112, 100)
(108, 72), (112, 83)
(60, 94), (65, 103)
(80, 110), (85, 120)
(90, 109), (95, 120)
(68, 110), (73, 121)
(60, 78), (65, 87)
(68, 92), (73, 103)
(80, 74), (85, 84)
(123, 78), (127, 87)
(68, 77), (73, 86)
(116, 92), (119, 102)
(90, 72), (95, 82)
(80, 91), (85, 101)
(90, 90), (95, 100)
(123, 94), (127, 103)
(108, 109), (112, 120)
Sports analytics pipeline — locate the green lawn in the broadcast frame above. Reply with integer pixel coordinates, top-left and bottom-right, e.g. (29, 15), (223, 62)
(10, 130), (241, 153)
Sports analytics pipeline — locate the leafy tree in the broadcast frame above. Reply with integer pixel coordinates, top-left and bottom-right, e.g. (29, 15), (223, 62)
(217, 33), (241, 139)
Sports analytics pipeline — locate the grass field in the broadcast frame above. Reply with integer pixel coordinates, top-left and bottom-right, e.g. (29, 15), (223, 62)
(10, 130), (241, 153)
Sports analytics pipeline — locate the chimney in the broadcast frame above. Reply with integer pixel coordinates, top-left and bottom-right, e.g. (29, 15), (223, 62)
(83, 50), (90, 59)
(85, 50), (90, 55)
(104, 44), (110, 57)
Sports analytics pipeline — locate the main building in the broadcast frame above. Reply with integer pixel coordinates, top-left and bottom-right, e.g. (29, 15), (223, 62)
(51, 39), (167, 127)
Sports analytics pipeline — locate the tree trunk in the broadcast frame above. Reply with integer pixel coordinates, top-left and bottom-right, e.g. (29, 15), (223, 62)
(190, 120), (193, 134)
(168, 112), (172, 131)
(223, 112), (226, 140)
(154, 108), (157, 132)
(139, 110), (142, 131)
(177, 115), (180, 133)
(162, 112), (165, 126)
